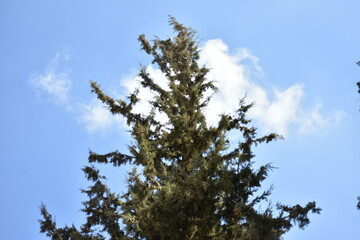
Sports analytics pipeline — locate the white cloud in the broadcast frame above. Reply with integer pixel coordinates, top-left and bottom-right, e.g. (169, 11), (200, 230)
(298, 103), (346, 136)
(76, 100), (125, 134)
(250, 84), (304, 136)
(28, 49), (122, 134)
(199, 39), (311, 136)
(31, 41), (343, 137)
(30, 50), (72, 105)
(119, 39), (343, 137)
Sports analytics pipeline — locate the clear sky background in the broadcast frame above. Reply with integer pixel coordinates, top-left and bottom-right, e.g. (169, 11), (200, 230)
(1, 1), (360, 239)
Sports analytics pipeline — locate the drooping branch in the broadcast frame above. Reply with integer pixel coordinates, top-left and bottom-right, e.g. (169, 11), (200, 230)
(88, 150), (134, 167)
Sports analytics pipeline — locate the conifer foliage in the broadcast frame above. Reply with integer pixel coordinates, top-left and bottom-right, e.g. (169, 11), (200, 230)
(39, 17), (320, 240)
(356, 62), (360, 95)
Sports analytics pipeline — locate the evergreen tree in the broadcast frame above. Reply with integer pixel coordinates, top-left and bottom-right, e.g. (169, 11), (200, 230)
(39, 17), (320, 240)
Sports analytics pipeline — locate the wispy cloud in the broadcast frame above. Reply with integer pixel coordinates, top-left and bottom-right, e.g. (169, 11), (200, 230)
(29, 49), (127, 134)
(76, 100), (125, 134)
(298, 103), (345, 136)
(31, 41), (344, 136)
(30, 49), (72, 105)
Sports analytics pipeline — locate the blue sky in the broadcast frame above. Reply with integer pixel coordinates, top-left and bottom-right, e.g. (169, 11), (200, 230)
(1, 1), (360, 239)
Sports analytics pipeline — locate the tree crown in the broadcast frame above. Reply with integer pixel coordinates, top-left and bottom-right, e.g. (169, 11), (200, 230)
(39, 17), (320, 240)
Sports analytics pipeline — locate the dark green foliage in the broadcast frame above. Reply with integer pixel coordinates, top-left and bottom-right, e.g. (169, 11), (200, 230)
(39, 17), (320, 240)
(356, 62), (360, 94)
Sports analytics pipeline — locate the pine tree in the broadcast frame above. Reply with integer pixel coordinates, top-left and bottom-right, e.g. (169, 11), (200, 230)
(39, 17), (320, 240)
